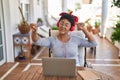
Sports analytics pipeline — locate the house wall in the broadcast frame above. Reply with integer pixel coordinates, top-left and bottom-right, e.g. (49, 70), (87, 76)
(2, 0), (43, 62)
(3, 0), (120, 63)
(2, 0), (20, 62)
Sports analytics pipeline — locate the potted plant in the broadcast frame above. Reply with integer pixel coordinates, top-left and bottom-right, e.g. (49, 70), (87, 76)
(95, 20), (101, 28)
(92, 20), (101, 34)
(111, 27), (120, 44)
(111, 0), (120, 57)
(51, 25), (59, 30)
(18, 6), (30, 34)
(51, 26), (59, 30)
(37, 18), (43, 26)
(111, 19), (120, 58)
(85, 18), (93, 32)
(111, 18), (120, 44)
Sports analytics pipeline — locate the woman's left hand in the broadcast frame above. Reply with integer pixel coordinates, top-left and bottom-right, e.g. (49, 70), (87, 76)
(77, 22), (85, 30)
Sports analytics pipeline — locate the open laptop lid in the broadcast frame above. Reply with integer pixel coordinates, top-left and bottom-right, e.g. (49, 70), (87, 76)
(42, 57), (76, 77)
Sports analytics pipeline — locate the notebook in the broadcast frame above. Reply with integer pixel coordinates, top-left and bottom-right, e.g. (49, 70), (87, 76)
(42, 57), (76, 77)
(78, 70), (100, 80)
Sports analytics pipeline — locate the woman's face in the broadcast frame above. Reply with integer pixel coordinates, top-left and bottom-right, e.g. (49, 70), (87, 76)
(58, 19), (71, 35)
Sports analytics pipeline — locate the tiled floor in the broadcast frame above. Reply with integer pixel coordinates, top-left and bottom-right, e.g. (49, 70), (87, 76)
(86, 35), (120, 80)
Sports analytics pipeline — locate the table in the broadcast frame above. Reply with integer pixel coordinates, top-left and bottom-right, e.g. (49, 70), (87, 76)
(37, 66), (114, 80)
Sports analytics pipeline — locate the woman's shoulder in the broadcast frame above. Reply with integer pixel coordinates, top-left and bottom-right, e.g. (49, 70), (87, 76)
(70, 35), (82, 43)
(69, 31), (85, 38)
(47, 36), (57, 41)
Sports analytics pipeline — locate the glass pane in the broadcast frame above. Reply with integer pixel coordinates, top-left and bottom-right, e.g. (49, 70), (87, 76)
(0, 46), (3, 61)
(0, 31), (2, 44)
(25, 4), (29, 11)
(25, 4), (30, 21)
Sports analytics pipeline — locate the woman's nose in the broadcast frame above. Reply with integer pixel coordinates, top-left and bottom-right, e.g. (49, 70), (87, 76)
(61, 24), (66, 28)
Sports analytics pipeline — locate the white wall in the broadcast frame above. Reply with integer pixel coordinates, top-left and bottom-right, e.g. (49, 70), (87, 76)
(2, 0), (44, 62)
(10, 0), (21, 34)
(2, 0), (20, 62)
(48, 0), (62, 18)
(105, 27), (114, 42)
(2, 0), (34, 62)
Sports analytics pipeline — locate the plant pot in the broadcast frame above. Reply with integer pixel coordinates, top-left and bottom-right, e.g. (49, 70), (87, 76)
(92, 28), (99, 34)
(18, 7), (30, 34)
(18, 24), (30, 34)
(115, 42), (120, 58)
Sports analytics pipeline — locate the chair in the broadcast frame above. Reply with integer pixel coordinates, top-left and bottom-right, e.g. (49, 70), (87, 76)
(49, 29), (87, 67)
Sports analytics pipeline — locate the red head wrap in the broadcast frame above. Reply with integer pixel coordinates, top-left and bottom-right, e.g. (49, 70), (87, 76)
(57, 11), (78, 31)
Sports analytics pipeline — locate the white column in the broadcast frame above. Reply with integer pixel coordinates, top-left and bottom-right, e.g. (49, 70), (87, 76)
(100, 0), (108, 37)
(2, 0), (15, 62)
(62, 0), (67, 12)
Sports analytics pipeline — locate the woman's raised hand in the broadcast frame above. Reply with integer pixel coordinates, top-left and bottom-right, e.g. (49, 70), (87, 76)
(30, 23), (38, 32)
(30, 23), (39, 42)
(77, 22), (85, 30)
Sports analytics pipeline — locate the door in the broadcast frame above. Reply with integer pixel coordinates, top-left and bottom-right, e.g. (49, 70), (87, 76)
(0, 0), (6, 65)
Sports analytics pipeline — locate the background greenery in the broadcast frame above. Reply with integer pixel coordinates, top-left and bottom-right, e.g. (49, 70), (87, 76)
(111, 0), (120, 8)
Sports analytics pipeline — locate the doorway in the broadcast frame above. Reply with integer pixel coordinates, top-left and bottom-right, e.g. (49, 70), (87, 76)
(0, 0), (6, 65)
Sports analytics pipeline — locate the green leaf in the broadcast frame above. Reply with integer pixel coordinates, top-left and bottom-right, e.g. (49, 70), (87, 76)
(111, 27), (120, 43)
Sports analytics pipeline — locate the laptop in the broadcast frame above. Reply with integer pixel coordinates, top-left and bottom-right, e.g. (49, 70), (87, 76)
(42, 57), (76, 77)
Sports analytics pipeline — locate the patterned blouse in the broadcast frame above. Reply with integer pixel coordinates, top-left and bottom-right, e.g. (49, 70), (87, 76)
(34, 34), (97, 66)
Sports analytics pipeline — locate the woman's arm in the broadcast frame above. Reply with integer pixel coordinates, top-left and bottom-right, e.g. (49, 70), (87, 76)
(77, 23), (95, 42)
(30, 23), (39, 42)
(32, 31), (39, 42)
(30, 23), (52, 47)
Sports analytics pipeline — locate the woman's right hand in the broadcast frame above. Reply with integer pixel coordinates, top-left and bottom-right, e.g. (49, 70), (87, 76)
(77, 22), (85, 30)
(30, 23), (39, 42)
(30, 23), (38, 32)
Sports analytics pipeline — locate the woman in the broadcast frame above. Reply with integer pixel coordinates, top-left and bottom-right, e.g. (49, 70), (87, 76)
(31, 12), (97, 66)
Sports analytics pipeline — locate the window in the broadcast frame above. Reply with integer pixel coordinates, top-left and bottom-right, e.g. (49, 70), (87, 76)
(20, 0), (30, 22)
(25, 4), (30, 22)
